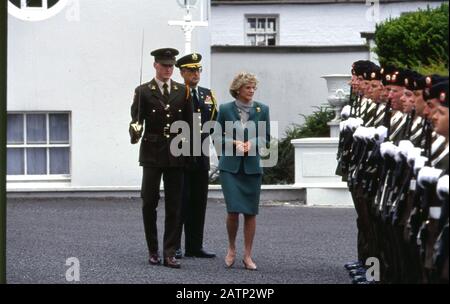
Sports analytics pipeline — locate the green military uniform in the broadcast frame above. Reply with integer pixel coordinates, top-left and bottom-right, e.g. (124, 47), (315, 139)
(130, 48), (192, 268)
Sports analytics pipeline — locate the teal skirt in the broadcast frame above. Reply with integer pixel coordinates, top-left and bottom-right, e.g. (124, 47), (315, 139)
(220, 163), (262, 215)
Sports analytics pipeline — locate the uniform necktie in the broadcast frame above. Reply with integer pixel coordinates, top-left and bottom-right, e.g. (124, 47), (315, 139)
(192, 89), (201, 111)
(163, 83), (169, 99)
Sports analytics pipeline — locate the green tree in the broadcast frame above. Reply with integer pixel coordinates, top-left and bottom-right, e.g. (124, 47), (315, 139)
(374, 3), (449, 75)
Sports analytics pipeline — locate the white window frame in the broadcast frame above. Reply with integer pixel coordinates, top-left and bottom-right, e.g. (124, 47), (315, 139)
(8, 0), (68, 22)
(6, 112), (72, 182)
(245, 14), (279, 46)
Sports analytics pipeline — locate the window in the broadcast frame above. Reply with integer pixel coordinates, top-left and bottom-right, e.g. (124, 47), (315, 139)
(7, 112), (71, 181)
(246, 15), (278, 46)
(8, 0), (68, 21)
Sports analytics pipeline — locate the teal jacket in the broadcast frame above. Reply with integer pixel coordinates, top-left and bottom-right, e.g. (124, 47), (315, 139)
(214, 101), (270, 174)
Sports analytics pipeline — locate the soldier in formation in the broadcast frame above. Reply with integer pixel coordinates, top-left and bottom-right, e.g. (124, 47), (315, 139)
(337, 60), (448, 284)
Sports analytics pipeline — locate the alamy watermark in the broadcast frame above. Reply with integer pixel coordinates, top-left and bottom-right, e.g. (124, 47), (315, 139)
(365, 257), (380, 282)
(65, 257), (80, 282)
(165, 118), (279, 168)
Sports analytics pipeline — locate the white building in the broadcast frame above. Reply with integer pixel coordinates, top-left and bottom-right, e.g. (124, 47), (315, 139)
(210, 0), (446, 135)
(6, 0), (446, 191)
(7, 0), (211, 191)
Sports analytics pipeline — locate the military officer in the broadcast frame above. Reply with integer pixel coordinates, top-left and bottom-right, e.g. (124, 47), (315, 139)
(130, 48), (193, 269)
(174, 53), (217, 259)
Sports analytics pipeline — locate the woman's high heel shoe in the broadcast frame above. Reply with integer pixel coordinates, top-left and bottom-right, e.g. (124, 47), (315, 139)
(224, 255), (235, 268)
(242, 259), (257, 271)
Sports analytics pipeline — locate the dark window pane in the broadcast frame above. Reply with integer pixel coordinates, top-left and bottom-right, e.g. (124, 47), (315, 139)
(268, 18), (276, 32)
(50, 148), (70, 174)
(26, 0), (43, 7)
(267, 35), (276, 46)
(27, 148), (47, 175)
(7, 148), (24, 175)
(247, 18), (256, 31)
(7, 114), (24, 144)
(26, 114), (46, 144)
(48, 0), (59, 8)
(10, 0), (21, 8)
(257, 18), (266, 31)
(49, 114), (69, 143)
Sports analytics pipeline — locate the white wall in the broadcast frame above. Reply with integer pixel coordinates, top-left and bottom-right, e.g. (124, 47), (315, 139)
(7, 0), (212, 188)
(211, 2), (444, 46)
(211, 49), (368, 137)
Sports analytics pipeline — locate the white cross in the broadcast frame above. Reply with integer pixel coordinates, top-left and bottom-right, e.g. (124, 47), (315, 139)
(168, 0), (208, 55)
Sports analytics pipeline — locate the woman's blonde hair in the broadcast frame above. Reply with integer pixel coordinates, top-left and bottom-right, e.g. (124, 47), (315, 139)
(229, 72), (258, 99)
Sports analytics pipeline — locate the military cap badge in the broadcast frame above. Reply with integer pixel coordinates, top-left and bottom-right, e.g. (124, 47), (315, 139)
(440, 92), (446, 102)
(426, 77), (432, 86)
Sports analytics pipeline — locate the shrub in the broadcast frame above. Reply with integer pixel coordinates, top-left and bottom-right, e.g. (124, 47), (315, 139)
(262, 106), (334, 184)
(374, 3), (449, 75)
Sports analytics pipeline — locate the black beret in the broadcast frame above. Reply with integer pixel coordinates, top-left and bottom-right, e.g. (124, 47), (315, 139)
(380, 65), (399, 86)
(414, 75), (449, 91)
(403, 71), (422, 91)
(368, 65), (382, 81)
(352, 60), (372, 76)
(398, 69), (420, 89)
(423, 81), (449, 107)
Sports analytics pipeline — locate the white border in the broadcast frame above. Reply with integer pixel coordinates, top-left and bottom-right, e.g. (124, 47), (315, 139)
(8, 0), (69, 22)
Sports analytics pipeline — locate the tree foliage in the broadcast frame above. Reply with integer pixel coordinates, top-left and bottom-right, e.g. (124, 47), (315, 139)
(374, 3), (449, 75)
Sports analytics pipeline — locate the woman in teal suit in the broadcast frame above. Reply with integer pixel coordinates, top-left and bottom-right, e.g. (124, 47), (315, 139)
(214, 72), (270, 270)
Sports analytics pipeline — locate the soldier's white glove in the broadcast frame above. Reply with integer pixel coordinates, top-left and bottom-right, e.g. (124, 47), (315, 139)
(436, 175), (449, 200)
(413, 156), (428, 176)
(395, 140), (414, 163)
(345, 117), (364, 132)
(340, 120), (347, 132)
(341, 105), (351, 120)
(364, 127), (376, 143)
(352, 126), (365, 140)
(407, 147), (423, 167)
(417, 166), (443, 188)
(380, 141), (398, 159)
(374, 126), (388, 144)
